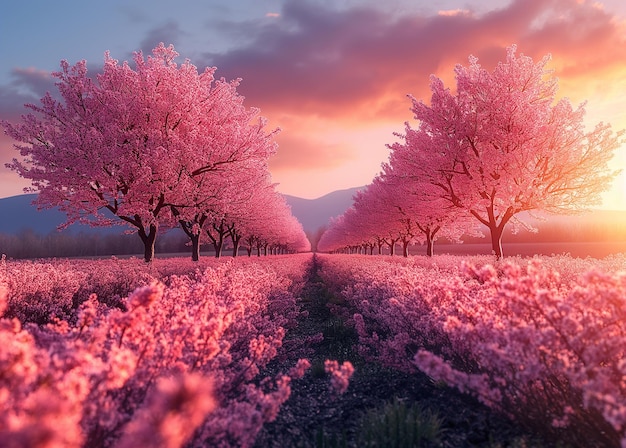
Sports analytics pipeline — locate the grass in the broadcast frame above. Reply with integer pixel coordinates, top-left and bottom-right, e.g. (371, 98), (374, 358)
(357, 398), (444, 448)
(311, 398), (444, 448)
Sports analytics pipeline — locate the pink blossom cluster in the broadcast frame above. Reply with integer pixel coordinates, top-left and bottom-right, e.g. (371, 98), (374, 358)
(1, 253), (312, 326)
(317, 253), (626, 446)
(1, 254), (313, 447)
(324, 360), (355, 395)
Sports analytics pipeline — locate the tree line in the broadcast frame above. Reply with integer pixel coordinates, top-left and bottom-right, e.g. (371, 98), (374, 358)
(3, 43), (310, 262)
(318, 46), (624, 258)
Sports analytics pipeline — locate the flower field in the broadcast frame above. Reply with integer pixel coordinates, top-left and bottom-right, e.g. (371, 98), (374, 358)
(0, 254), (323, 447)
(316, 253), (626, 447)
(2, 252), (626, 447)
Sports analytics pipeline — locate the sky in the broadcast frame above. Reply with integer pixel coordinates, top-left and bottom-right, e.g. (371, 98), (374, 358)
(1, 0), (626, 209)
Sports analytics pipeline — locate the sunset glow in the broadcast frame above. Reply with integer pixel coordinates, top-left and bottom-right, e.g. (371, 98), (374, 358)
(1, 0), (625, 208)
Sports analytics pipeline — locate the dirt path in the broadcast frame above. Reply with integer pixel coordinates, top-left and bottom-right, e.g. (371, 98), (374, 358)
(253, 256), (540, 447)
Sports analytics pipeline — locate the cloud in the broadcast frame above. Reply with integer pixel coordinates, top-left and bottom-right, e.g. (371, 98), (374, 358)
(8, 67), (55, 99)
(188, 0), (626, 178)
(438, 9), (472, 17)
(139, 21), (185, 57)
(200, 0), (626, 123)
(2, 0), (625, 193)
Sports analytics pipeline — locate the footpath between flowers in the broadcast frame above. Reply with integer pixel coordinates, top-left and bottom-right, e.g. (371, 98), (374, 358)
(253, 255), (540, 447)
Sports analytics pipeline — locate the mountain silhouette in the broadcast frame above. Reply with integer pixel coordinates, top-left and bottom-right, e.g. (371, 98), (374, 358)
(282, 186), (363, 232)
(0, 188), (363, 236)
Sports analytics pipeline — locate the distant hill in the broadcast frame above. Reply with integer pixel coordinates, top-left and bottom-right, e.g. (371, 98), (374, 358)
(283, 186), (363, 233)
(0, 188), (364, 236)
(0, 194), (123, 235)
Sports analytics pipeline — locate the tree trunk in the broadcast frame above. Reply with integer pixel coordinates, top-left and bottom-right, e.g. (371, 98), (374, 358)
(426, 233), (434, 257)
(472, 206), (513, 260)
(206, 223), (227, 259)
(138, 224), (157, 263)
(190, 233), (200, 261)
(231, 235), (241, 257)
(174, 211), (206, 262)
(179, 221), (202, 262)
(213, 237), (223, 258)
(490, 224), (504, 259)
(402, 239), (410, 257)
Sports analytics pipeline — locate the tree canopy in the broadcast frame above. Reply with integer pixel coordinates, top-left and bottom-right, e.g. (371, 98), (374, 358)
(320, 46), (623, 258)
(4, 43), (309, 261)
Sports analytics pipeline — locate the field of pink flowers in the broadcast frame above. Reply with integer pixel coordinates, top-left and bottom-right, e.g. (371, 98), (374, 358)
(3, 252), (626, 447)
(316, 253), (626, 447)
(0, 253), (358, 447)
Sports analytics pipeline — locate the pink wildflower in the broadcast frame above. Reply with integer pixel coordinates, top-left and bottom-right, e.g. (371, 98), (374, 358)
(325, 360), (355, 395)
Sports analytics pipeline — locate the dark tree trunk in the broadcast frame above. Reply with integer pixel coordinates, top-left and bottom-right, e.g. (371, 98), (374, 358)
(490, 224), (505, 260)
(388, 240), (397, 256)
(402, 239), (410, 257)
(178, 219), (202, 262)
(206, 221), (230, 259)
(190, 233), (200, 261)
(138, 224), (157, 263)
(472, 205), (513, 260)
(231, 235), (241, 257)
(421, 225), (440, 257)
(213, 237), (223, 258)
(426, 233), (435, 257)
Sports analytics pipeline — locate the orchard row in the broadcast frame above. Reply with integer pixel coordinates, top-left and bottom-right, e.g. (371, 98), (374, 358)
(3, 44), (310, 262)
(319, 46), (623, 259)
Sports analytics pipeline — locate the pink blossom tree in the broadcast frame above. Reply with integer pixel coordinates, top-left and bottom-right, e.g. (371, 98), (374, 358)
(352, 181), (409, 256)
(381, 150), (481, 256)
(318, 171), (476, 257)
(405, 45), (623, 258)
(3, 43), (276, 262)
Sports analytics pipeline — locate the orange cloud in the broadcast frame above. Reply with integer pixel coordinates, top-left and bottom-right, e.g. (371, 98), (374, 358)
(437, 9), (471, 17)
(211, 0), (626, 126)
(200, 0), (625, 199)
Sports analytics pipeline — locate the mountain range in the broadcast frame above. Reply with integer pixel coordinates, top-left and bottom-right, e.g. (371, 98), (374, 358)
(0, 187), (363, 236)
(3, 188), (626, 247)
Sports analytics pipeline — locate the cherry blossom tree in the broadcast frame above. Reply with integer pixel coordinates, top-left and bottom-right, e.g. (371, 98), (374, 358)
(3, 43), (276, 262)
(405, 45), (623, 258)
(382, 147), (481, 256)
(241, 190), (310, 256)
(173, 167), (273, 260)
(352, 181), (409, 256)
(318, 170), (475, 257)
